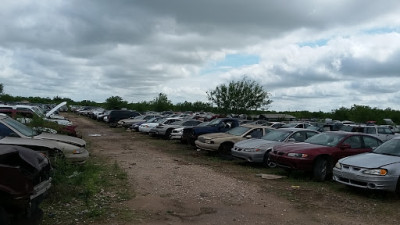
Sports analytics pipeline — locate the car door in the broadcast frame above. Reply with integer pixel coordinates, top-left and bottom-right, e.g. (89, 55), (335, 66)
(336, 135), (372, 160)
(362, 135), (383, 149)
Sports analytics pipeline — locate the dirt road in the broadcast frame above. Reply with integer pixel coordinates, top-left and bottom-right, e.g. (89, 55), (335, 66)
(69, 114), (397, 225)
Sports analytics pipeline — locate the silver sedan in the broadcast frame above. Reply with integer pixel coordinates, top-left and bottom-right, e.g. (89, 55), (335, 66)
(333, 136), (400, 193)
(231, 128), (319, 167)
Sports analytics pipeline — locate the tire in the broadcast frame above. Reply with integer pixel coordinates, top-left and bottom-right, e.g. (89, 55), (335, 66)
(218, 143), (233, 156)
(164, 129), (172, 140)
(313, 157), (330, 181)
(262, 151), (276, 168)
(395, 177), (400, 195)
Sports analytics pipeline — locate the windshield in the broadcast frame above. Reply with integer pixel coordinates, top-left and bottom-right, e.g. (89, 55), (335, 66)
(373, 138), (400, 156)
(197, 121), (210, 126)
(226, 126), (251, 136)
(32, 106), (46, 117)
(4, 117), (38, 137)
(281, 123), (298, 128)
(170, 120), (185, 125)
(146, 117), (159, 123)
(305, 132), (344, 147)
(134, 115), (146, 120)
(207, 118), (223, 127)
(261, 130), (291, 142)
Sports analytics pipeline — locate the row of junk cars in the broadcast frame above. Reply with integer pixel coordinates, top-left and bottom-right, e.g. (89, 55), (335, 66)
(0, 102), (90, 224)
(75, 106), (400, 195)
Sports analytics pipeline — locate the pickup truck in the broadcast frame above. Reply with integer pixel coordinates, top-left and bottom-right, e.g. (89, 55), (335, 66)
(181, 118), (240, 145)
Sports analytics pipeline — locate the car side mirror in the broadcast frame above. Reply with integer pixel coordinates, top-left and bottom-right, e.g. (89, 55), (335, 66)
(340, 143), (351, 149)
(288, 138), (296, 142)
(245, 135), (252, 139)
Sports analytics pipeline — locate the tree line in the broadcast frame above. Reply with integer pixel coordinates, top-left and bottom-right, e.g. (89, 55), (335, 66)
(1, 81), (399, 124)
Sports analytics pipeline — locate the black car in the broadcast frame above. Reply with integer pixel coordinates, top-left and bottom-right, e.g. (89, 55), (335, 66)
(106, 110), (141, 127)
(0, 145), (52, 224)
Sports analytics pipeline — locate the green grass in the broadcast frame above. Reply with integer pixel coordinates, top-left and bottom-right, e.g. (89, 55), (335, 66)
(41, 156), (137, 225)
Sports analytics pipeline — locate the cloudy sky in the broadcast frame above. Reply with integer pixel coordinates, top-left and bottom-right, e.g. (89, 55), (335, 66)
(1, 0), (400, 112)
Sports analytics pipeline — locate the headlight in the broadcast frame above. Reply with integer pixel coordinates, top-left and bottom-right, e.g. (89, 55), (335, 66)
(334, 162), (342, 169)
(287, 153), (308, 158)
(363, 169), (388, 176)
(73, 149), (83, 154)
(205, 140), (214, 144)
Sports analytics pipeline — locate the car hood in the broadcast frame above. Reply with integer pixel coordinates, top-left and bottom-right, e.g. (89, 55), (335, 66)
(0, 145), (48, 172)
(273, 142), (325, 152)
(46, 101), (67, 118)
(235, 139), (279, 149)
(339, 153), (400, 168)
(0, 136), (58, 149)
(35, 132), (86, 147)
(202, 133), (235, 139)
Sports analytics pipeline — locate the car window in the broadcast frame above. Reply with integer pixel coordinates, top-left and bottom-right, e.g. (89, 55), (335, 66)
(0, 111), (13, 116)
(291, 131), (306, 142)
(343, 136), (362, 149)
(226, 126), (251, 136)
(362, 136), (382, 149)
(0, 123), (15, 137)
(3, 117), (37, 137)
(248, 128), (263, 139)
(365, 127), (375, 134)
(16, 112), (34, 118)
(261, 130), (291, 142)
(306, 131), (318, 139)
(184, 121), (201, 126)
(378, 127), (393, 134)
(305, 132), (344, 147)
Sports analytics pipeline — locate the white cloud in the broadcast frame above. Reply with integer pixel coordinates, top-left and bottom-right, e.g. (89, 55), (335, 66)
(0, 0), (400, 112)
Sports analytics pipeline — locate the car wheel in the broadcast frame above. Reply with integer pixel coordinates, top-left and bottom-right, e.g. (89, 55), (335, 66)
(164, 129), (172, 140)
(313, 157), (330, 181)
(218, 143), (233, 156)
(262, 151), (276, 168)
(396, 177), (400, 195)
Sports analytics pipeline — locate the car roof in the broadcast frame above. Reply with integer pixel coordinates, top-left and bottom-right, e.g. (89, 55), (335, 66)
(241, 124), (273, 129)
(276, 128), (318, 132)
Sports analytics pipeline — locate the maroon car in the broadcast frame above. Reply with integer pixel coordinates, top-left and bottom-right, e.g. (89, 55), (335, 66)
(269, 131), (383, 181)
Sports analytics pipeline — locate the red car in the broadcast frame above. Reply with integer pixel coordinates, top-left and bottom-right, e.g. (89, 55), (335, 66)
(268, 131), (383, 181)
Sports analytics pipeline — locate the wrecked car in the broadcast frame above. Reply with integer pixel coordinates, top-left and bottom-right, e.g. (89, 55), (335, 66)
(0, 114), (89, 163)
(0, 145), (52, 224)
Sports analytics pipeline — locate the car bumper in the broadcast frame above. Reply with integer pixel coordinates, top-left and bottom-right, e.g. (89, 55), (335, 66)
(65, 148), (90, 164)
(31, 177), (52, 200)
(170, 134), (182, 140)
(269, 154), (313, 171)
(231, 150), (264, 163)
(333, 168), (398, 192)
(195, 140), (219, 151)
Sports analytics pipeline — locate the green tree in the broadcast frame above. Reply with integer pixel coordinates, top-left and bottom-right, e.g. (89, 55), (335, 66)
(151, 93), (173, 112)
(0, 83), (3, 94)
(207, 77), (272, 114)
(105, 96), (128, 110)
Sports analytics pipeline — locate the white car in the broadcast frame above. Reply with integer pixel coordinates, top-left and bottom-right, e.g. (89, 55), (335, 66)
(139, 118), (182, 134)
